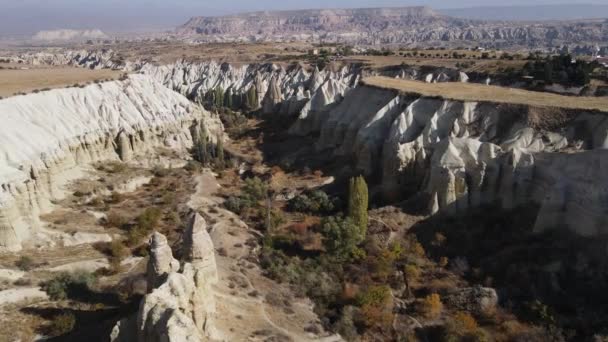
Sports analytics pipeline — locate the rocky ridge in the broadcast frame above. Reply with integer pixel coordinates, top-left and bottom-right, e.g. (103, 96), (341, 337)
(176, 6), (608, 48)
(0, 75), (223, 251)
(301, 81), (608, 237)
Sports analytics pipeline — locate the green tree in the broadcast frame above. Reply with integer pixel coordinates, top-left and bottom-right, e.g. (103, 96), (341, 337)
(225, 87), (233, 109)
(245, 85), (258, 110)
(347, 175), (368, 240)
(195, 128), (209, 165)
(215, 135), (225, 170)
(214, 86), (224, 108)
(321, 216), (363, 261)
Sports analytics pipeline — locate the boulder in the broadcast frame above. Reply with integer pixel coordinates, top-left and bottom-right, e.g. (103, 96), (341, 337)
(444, 286), (498, 315)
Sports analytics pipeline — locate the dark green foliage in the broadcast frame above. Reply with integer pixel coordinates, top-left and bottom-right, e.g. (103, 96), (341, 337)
(287, 189), (338, 214)
(225, 87), (233, 109)
(215, 136), (225, 170)
(213, 86), (224, 108)
(41, 271), (97, 300)
(245, 85), (259, 110)
(223, 177), (268, 214)
(522, 54), (598, 86)
(321, 216), (364, 261)
(194, 128), (209, 165)
(347, 176), (368, 240)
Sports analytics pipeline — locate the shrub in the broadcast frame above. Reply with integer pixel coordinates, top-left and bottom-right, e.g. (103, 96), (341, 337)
(48, 312), (76, 336)
(224, 196), (247, 214)
(321, 216), (364, 261)
(288, 189), (337, 214)
(106, 211), (129, 229)
(242, 177), (267, 202)
(42, 271), (97, 300)
(419, 293), (443, 319)
(15, 256), (35, 271)
(126, 207), (162, 245)
(356, 285), (393, 329)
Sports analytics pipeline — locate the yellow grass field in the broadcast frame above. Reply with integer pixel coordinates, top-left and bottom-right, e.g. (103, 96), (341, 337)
(362, 76), (608, 112)
(0, 65), (122, 98)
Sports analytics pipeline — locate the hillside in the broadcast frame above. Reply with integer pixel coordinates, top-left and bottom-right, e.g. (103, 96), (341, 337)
(176, 6), (608, 48)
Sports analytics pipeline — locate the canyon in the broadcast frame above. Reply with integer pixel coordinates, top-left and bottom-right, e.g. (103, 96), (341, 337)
(1, 43), (608, 340)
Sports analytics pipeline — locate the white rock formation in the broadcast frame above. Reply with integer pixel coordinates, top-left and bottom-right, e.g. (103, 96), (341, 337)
(0, 75), (222, 250)
(32, 29), (108, 42)
(147, 233), (180, 291)
(114, 217), (219, 342)
(299, 84), (608, 237)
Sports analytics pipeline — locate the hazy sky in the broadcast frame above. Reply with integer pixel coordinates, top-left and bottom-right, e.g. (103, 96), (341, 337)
(0, 0), (605, 35)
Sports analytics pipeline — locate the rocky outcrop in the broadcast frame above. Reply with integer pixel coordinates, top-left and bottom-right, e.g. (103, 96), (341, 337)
(6, 49), (139, 71)
(444, 286), (498, 315)
(301, 83), (608, 237)
(146, 233), (180, 291)
(0, 75), (222, 251)
(176, 6), (608, 48)
(112, 214), (219, 342)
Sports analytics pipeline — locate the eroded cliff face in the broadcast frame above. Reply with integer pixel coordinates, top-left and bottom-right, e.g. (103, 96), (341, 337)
(301, 84), (608, 237)
(112, 214), (219, 342)
(0, 75), (223, 251)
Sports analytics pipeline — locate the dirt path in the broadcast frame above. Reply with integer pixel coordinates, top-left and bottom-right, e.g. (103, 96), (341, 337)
(189, 170), (342, 341)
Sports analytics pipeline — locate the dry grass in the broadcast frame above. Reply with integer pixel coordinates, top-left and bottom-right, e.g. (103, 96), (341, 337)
(0, 66), (121, 97)
(346, 54), (526, 73)
(362, 76), (608, 112)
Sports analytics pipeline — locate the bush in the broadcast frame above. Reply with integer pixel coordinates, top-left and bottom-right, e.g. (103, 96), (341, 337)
(224, 196), (247, 214)
(42, 271), (97, 300)
(419, 293), (443, 319)
(287, 189), (338, 214)
(48, 312), (76, 336)
(15, 256), (35, 271)
(127, 207), (162, 245)
(242, 177), (267, 202)
(105, 211), (129, 229)
(321, 216), (364, 261)
(356, 285), (393, 329)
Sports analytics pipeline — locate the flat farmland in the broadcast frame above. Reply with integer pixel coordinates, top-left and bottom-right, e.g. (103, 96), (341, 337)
(0, 64), (122, 98)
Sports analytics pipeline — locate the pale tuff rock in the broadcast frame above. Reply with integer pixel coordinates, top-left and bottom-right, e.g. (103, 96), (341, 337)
(182, 212), (218, 283)
(147, 233), (180, 292)
(299, 84), (608, 237)
(114, 229), (218, 342)
(262, 76), (283, 115)
(137, 263), (216, 342)
(175, 7), (608, 48)
(0, 75), (222, 250)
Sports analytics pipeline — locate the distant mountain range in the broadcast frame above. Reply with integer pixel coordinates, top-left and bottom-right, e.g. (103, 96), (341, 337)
(441, 4), (608, 21)
(176, 6), (608, 48)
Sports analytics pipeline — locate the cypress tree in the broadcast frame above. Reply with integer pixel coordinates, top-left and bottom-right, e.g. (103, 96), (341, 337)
(214, 86), (224, 108)
(225, 88), (233, 109)
(195, 128), (208, 165)
(347, 175), (368, 239)
(245, 85), (258, 110)
(215, 135), (225, 170)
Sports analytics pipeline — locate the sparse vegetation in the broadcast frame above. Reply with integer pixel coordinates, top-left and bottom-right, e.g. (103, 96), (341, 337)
(15, 256), (35, 271)
(41, 271), (97, 301)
